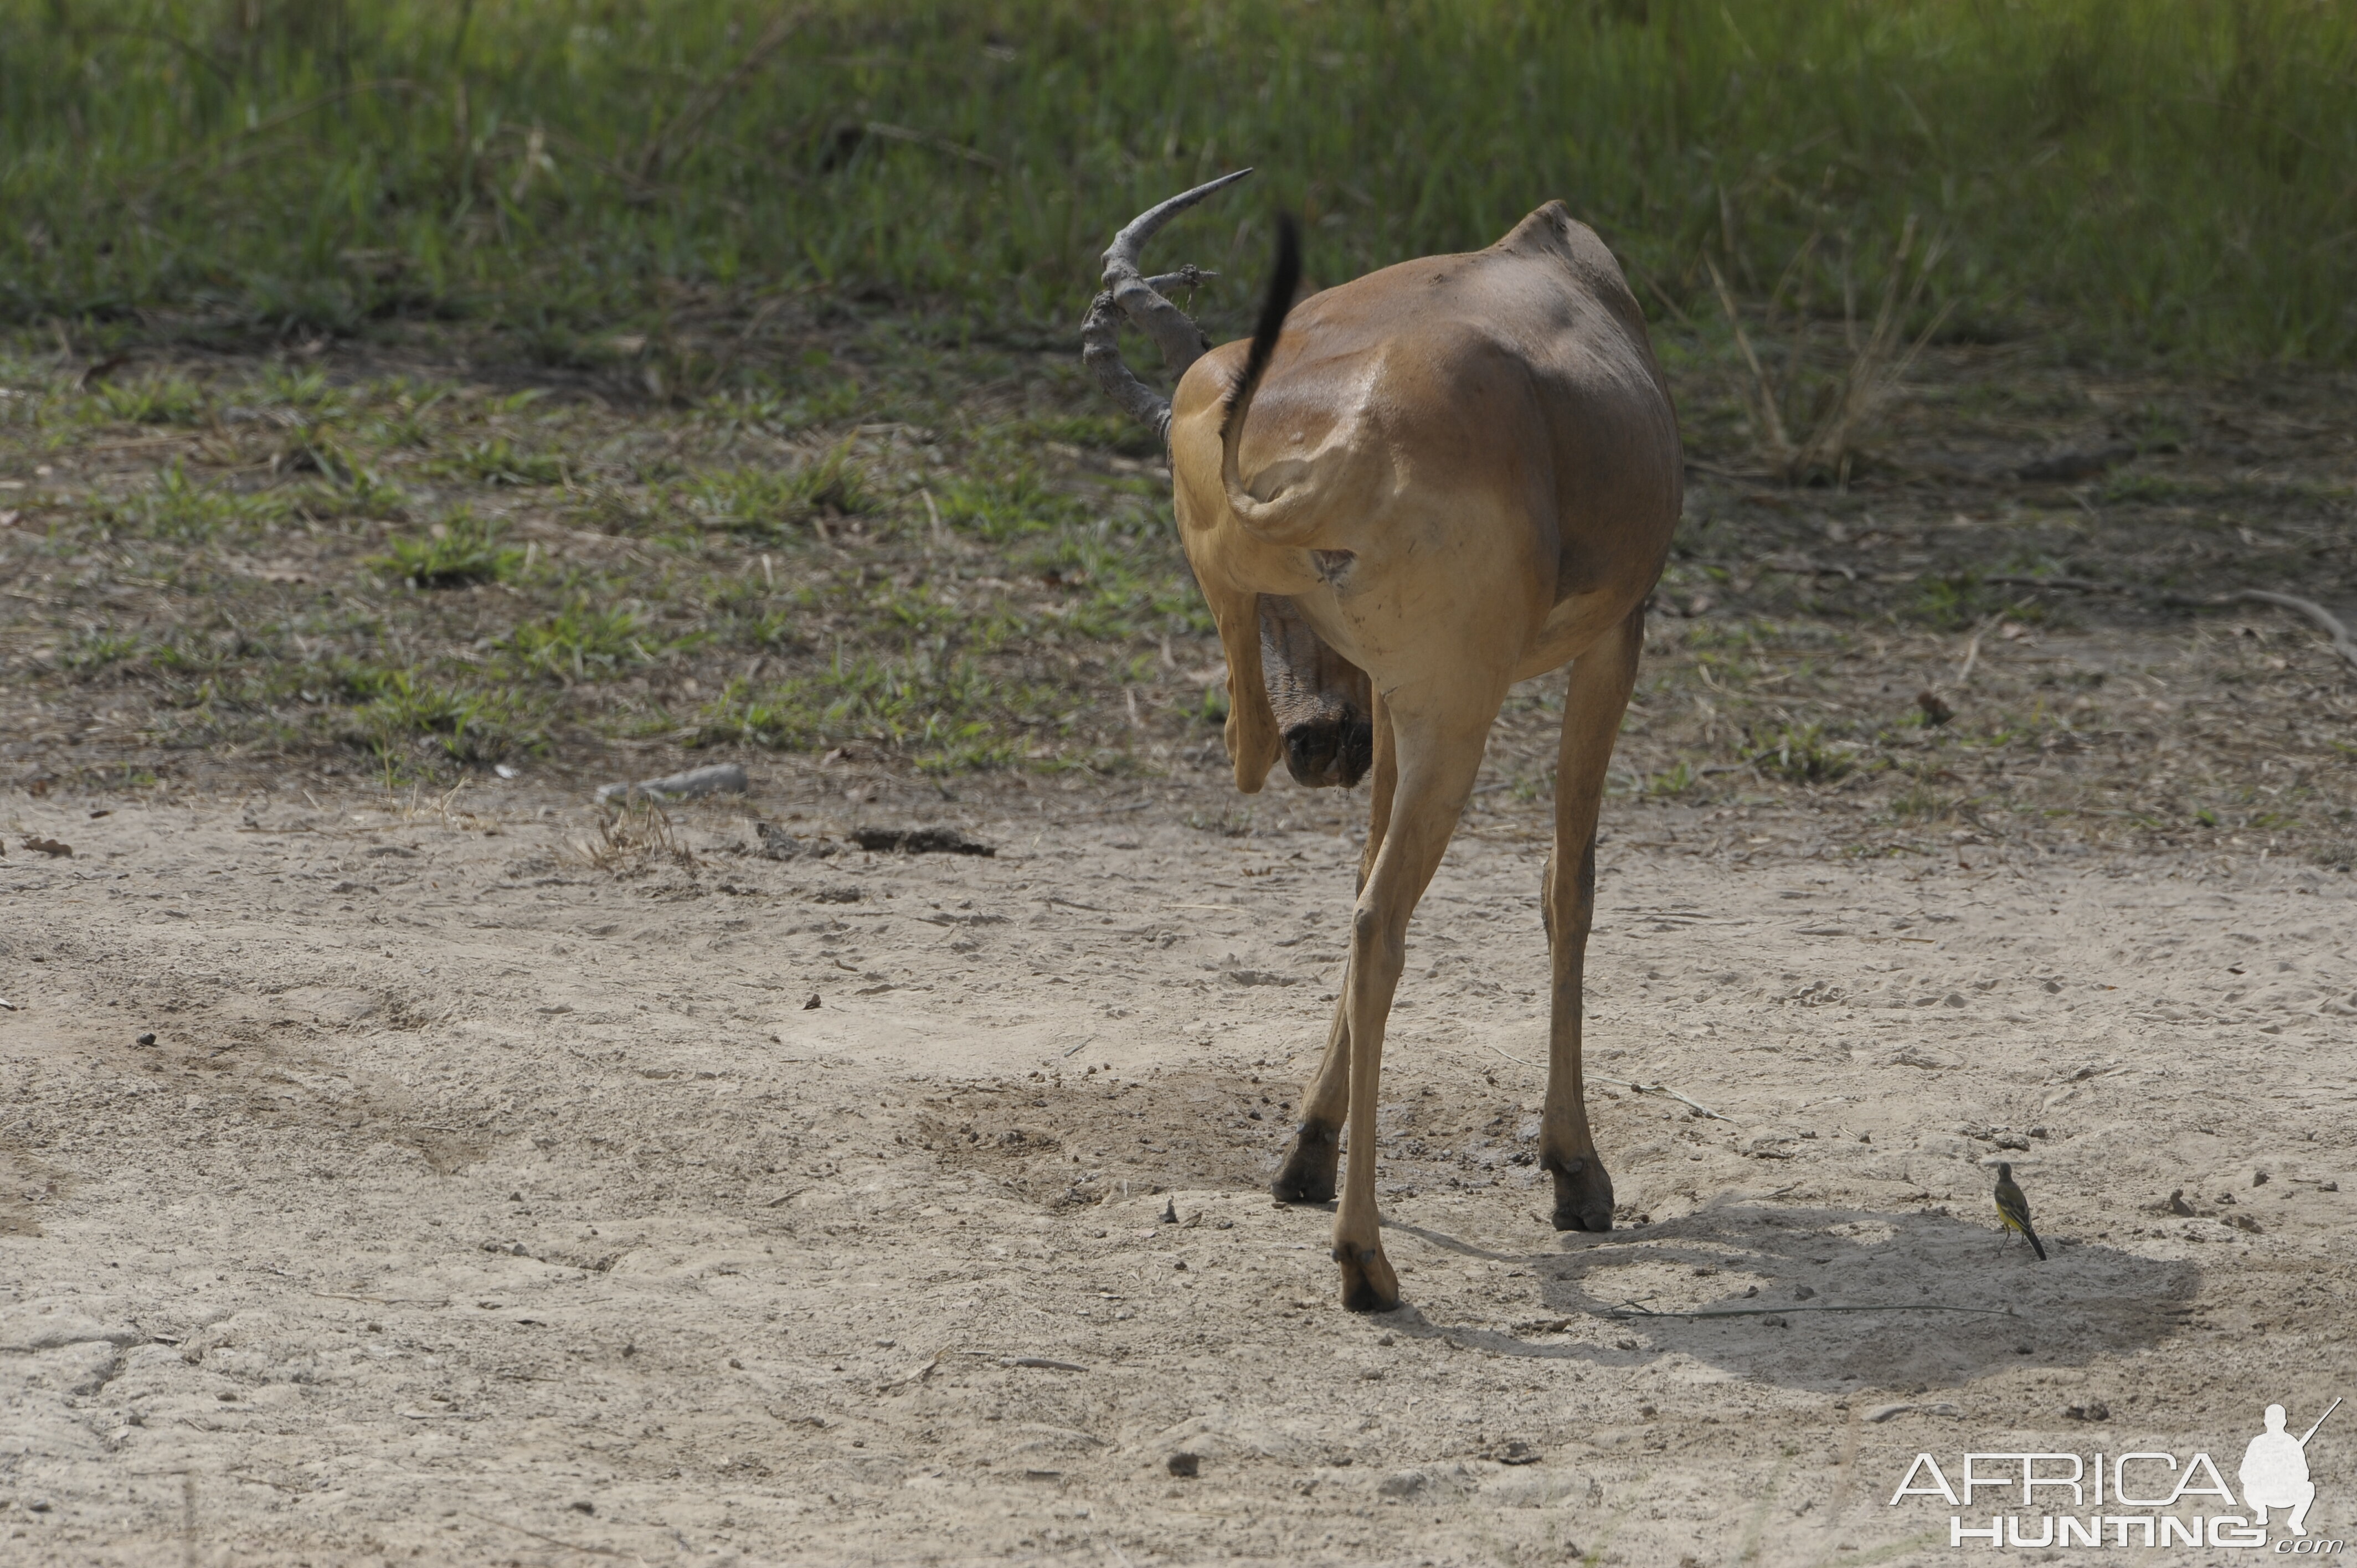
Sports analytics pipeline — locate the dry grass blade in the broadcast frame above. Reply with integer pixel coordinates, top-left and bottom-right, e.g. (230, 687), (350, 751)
(1794, 216), (1955, 482)
(578, 801), (693, 873)
(1715, 216), (1956, 485)
(1706, 257), (1792, 462)
(636, 11), (808, 181)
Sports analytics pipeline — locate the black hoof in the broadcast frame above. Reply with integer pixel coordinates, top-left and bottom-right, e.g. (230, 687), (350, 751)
(1272, 1122), (1340, 1204)
(1280, 713), (1373, 790)
(1335, 1245), (1401, 1313)
(1547, 1155), (1615, 1233)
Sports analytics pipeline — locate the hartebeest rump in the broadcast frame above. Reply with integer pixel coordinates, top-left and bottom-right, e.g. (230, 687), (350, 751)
(1082, 172), (1681, 1311)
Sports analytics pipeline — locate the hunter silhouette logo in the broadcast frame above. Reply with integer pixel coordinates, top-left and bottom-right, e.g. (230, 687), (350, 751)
(1889, 1395), (2341, 1549)
(2241, 1399), (2337, 1538)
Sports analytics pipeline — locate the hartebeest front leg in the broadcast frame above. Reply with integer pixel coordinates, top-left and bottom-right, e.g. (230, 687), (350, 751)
(1204, 586), (1285, 794)
(1330, 692), (1497, 1311)
(1273, 693), (1394, 1206)
(1540, 608), (1646, 1232)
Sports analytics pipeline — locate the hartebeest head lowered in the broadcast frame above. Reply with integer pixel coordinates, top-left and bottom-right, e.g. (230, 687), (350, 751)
(1077, 168), (1258, 450)
(1082, 176), (1682, 1312)
(1081, 172), (1372, 788)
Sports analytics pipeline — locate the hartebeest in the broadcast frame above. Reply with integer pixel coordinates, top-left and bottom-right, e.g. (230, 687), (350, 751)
(1082, 172), (1681, 1311)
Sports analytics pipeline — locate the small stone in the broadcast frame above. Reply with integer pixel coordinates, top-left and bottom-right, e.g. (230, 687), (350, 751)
(804, 994), (821, 1010)
(1794, 1285), (1816, 1300)
(1166, 1452), (1201, 1478)
(135, 1032), (157, 1047)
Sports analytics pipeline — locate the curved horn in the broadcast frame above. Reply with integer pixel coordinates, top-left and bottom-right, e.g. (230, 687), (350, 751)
(1080, 168), (1256, 447)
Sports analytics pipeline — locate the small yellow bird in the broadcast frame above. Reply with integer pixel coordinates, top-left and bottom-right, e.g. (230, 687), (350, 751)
(1994, 1162), (2047, 1260)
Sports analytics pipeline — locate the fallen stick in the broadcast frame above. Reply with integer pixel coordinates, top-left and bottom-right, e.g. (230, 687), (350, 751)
(1999, 574), (2356, 654)
(2219, 590), (2357, 672)
(946, 1349), (1088, 1371)
(852, 824), (995, 856)
(1953, 611), (2004, 688)
(1785, 570), (2357, 673)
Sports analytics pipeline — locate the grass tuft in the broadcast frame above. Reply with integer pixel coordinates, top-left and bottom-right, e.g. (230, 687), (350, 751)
(338, 663), (540, 764)
(367, 510), (523, 588)
(503, 604), (658, 680)
(690, 443), (874, 536)
(104, 463), (281, 539)
(442, 437), (567, 487)
(94, 374), (209, 427)
(1749, 722), (1856, 785)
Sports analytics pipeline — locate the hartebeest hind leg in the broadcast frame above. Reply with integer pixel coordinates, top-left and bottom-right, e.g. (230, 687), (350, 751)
(1272, 693), (1395, 1206)
(1330, 688), (1501, 1311)
(1539, 607), (1646, 1232)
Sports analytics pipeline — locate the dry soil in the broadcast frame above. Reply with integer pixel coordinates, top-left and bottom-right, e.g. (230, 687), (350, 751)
(2, 763), (2354, 1566)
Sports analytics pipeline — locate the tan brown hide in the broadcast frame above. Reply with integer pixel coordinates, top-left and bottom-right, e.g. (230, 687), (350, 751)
(1080, 173), (1680, 1311)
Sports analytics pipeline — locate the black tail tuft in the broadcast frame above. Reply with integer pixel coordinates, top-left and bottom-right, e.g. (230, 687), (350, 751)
(2026, 1226), (2047, 1261)
(1221, 211), (1301, 439)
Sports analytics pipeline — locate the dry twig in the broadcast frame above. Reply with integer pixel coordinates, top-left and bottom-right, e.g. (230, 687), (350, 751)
(1708, 216), (1954, 484)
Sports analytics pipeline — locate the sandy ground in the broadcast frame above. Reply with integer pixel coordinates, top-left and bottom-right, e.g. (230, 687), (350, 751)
(3, 762), (2354, 1566)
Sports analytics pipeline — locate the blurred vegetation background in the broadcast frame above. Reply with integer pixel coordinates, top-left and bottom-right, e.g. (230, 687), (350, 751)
(6, 0), (2355, 364)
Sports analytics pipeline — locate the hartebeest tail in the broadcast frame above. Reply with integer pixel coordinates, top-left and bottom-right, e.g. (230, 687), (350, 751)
(1215, 213), (1323, 543)
(1219, 211), (1302, 439)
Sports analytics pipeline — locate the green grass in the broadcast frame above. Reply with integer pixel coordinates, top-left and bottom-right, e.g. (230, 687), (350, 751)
(692, 652), (1060, 771)
(441, 436), (566, 487)
(368, 509), (523, 587)
(94, 374), (209, 426)
(4, 1), (2355, 364)
(1748, 721), (1856, 785)
(688, 443), (876, 536)
(502, 603), (660, 680)
(337, 662), (543, 762)
(103, 462), (285, 539)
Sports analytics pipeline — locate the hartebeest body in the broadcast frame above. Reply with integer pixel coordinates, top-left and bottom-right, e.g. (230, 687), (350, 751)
(1082, 173), (1680, 1311)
